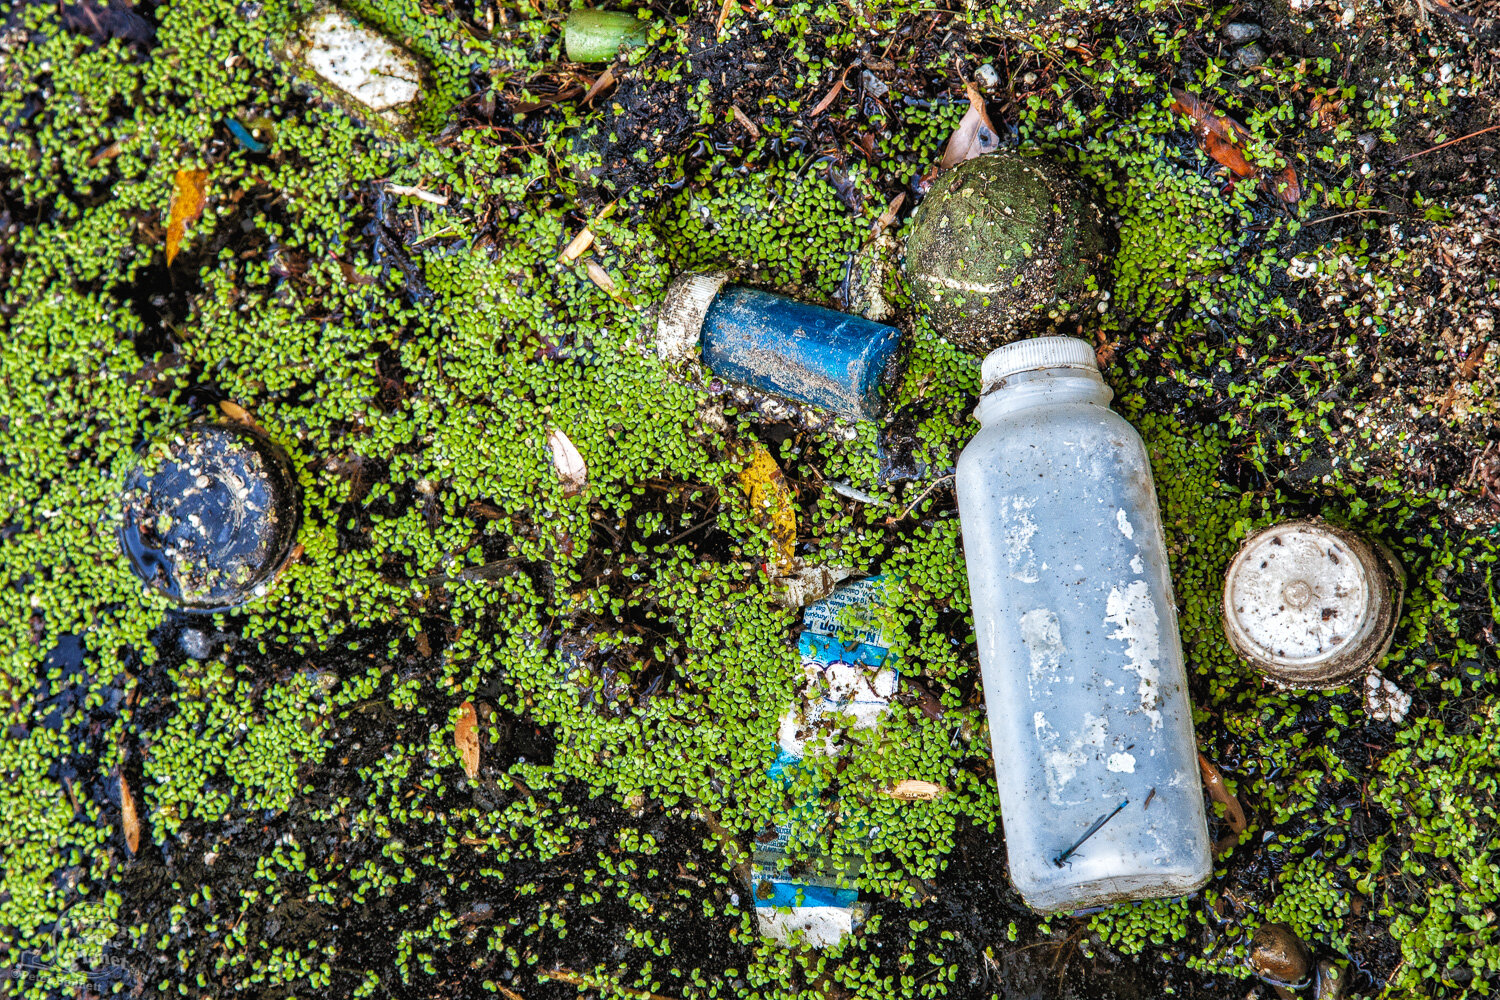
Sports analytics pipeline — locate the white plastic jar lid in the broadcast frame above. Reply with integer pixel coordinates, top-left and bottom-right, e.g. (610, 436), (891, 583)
(980, 335), (1098, 388)
(1222, 519), (1402, 688)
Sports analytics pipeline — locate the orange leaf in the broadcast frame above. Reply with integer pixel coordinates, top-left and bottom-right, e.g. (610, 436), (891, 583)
(218, 400), (255, 426)
(119, 772), (141, 854)
(940, 83), (1000, 170)
(1171, 89), (1300, 205)
(1198, 751), (1248, 849)
(1171, 90), (1256, 178)
(165, 169), (209, 265)
(455, 700), (480, 779)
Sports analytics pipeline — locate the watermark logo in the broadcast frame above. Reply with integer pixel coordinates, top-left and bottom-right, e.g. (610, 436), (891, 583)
(5, 903), (134, 988)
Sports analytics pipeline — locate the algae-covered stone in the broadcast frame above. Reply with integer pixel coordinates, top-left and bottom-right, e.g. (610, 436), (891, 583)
(905, 152), (1110, 352)
(282, 4), (427, 135)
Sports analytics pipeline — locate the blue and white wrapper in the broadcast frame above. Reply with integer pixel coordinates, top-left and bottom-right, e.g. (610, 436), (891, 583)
(752, 576), (897, 946)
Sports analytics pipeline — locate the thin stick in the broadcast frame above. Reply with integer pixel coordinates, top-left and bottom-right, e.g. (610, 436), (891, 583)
(1301, 209), (1393, 225)
(896, 474), (956, 521)
(1394, 122), (1500, 163)
(539, 967), (681, 1000)
(1053, 798), (1128, 868)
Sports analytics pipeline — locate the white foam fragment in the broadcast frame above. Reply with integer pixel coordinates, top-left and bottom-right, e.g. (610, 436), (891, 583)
(302, 9), (422, 113)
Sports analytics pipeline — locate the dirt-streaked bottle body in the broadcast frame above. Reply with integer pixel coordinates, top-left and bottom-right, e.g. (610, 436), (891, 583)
(955, 337), (1211, 914)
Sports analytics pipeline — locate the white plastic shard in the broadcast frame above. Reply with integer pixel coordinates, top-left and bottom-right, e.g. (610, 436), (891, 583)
(546, 429), (587, 497)
(755, 903), (856, 948)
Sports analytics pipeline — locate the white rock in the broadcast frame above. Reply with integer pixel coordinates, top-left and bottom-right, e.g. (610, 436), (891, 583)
(1364, 671), (1411, 723)
(302, 9), (422, 114)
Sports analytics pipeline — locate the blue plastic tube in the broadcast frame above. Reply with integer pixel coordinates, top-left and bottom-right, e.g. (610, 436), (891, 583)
(657, 274), (901, 421)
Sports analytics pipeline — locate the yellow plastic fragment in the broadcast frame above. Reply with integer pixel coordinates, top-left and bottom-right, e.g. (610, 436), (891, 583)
(737, 445), (797, 573)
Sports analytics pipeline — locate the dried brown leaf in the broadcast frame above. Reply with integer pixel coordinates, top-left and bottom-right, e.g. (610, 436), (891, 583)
(585, 260), (621, 300)
(810, 64), (854, 116)
(883, 779), (949, 801)
(87, 142), (122, 168)
(547, 428), (588, 497)
(1171, 89), (1300, 205)
(456, 700), (480, 779)
(871, 191), (905, 236)
(165, 168), (209, 265)
(715, 0), (737, 35)
(218, 400), (255, 426)
(1198, 752), (1248, 834)
(581, 66), (616, 105)
(940, 83), (999, 170)
(119, 772), (141, 854)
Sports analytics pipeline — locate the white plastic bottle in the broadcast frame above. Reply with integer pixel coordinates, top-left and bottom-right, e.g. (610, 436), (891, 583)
(955, 337), (1211, 913)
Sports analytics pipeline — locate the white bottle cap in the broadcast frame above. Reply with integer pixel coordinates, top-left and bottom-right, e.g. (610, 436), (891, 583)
(655, 270), (730, 361)
(980, 336), (1098, 389)
(1222, 519), (1403, 689)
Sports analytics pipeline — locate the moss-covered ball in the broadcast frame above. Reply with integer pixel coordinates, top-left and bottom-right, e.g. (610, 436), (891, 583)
(904, 151), (1111, 352)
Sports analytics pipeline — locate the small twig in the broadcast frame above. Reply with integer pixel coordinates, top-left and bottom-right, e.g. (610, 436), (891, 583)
(1301, 208), (1393, 225)
(538, 966), (683, 1000)
(1053, 798), (1128, 868)
(730, 105), (761, 139)
(661, 511), (719, 547)
(385, 184), (449, 206)
(896, 474), (955, 521)
(1395, 123), (1500, 163)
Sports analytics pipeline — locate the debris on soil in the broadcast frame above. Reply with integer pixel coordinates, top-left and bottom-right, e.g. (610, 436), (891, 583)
(939, 82), (1000, 170)
(6, 0), (1500, 992)
(547, 428), (588, 497)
